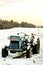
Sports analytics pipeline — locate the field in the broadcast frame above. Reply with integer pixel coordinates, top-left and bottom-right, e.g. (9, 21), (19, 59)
(0, 27), (43, 65)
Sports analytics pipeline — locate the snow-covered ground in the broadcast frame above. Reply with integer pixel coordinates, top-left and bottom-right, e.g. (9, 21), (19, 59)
(0, 27), (43, 65)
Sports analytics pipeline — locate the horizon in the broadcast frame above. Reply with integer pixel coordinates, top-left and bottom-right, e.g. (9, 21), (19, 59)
(0, 0), (43, 26)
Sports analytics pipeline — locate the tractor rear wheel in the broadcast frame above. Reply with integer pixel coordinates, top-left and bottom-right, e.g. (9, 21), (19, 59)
(26, 47), (32, 58)
(37, 38), (40, 53)
(32, 38), (40, 54)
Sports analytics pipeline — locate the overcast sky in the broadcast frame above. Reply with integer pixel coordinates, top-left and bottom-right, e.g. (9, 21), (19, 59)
(0, 0), (43, 26)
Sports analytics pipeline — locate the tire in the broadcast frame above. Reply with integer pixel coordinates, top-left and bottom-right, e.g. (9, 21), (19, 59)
(32, 44), (37, 54)
(32, 44), (39, 54)
(2, 48), (8, 57)
(37, 38), (40, 53)
(32, 38), (40, 54)
(5, 46), (8, 56)
(26, 47), (32, 58)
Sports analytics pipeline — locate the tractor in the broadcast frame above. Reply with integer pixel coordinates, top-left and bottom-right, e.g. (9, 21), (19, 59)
(1, 33), (40, 58)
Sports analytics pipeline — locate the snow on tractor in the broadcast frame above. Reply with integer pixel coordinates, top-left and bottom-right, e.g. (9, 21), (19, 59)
(1, 33), (40, 58)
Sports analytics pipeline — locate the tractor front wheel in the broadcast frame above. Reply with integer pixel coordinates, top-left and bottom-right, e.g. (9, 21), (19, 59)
(2, 47), (8, 57)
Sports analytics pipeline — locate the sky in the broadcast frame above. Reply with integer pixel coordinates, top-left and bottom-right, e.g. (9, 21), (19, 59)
(0, 0), (43, 26)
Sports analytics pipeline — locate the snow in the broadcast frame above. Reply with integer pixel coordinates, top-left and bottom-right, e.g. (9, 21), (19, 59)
(0, 27), (43, 65)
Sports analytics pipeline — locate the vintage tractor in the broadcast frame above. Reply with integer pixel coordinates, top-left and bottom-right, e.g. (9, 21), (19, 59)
(1, 33), (40, 58)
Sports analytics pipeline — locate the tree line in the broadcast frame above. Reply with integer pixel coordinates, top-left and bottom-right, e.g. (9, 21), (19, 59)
(0, 19), (36, 29)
